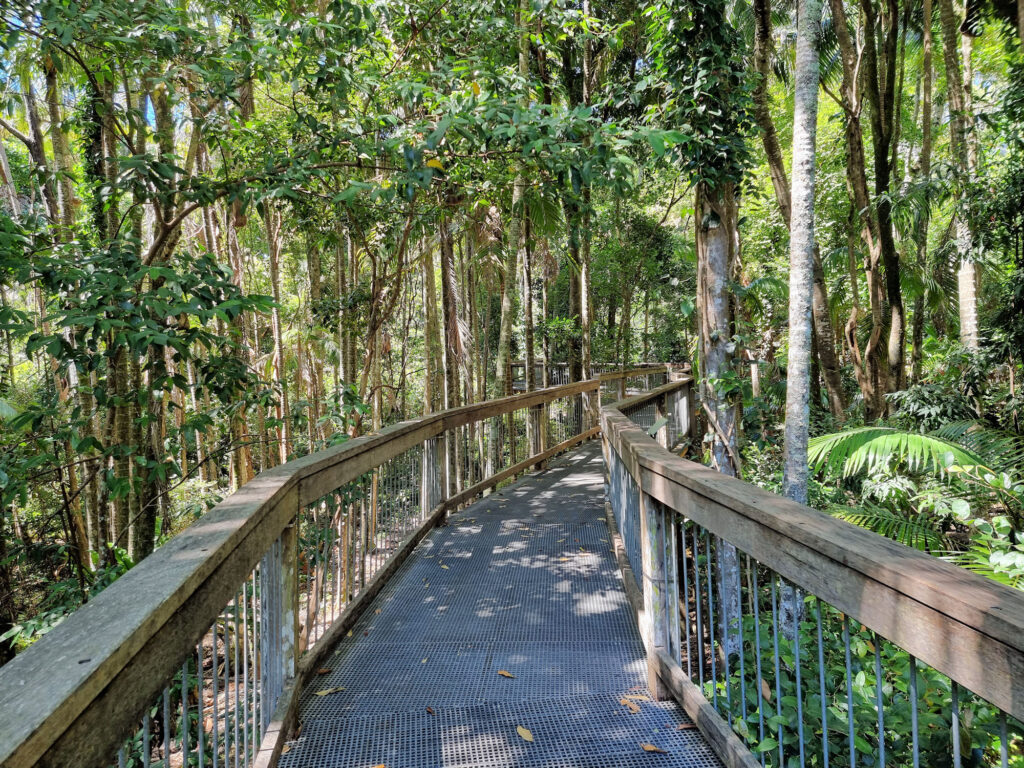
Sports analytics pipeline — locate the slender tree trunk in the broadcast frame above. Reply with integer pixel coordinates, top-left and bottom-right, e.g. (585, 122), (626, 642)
(938, 0), (979, 350)
(752, 0), (845, 418)
(423, 239), (443, 412)
(913, 0), (934, 384)
(784, 0), (824, 504)
(266, 207), (290, 463)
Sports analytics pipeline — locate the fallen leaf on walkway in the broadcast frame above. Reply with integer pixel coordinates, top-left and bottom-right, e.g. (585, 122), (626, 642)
(313, 687), (345, 696)
(676, 723), (695, 730)
(375, 609), (382, 614)
(424, 582), (429, 588)
(426, 706), (435, 715)
(371, 764), (387, 768)
(497, 670), (515, 678)
(624, 694), (651, 702)
(316, 668), (331, 675)
(440, 564), (449, 569)
(281, 745), (291, 754)
(619, 698), (641, 714)
(760, 680), (772, 702)
(516, 726), (533, 742)
(640, 743), (667, 753)
(422, 657), (428, 663)
(559, 557), (570, 562)
(346, 630), (353, 638)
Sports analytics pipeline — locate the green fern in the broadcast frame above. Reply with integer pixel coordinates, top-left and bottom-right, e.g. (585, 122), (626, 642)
(808, 427), (986, 480)
(949, 543), (1024, 589)
(830, 501), (952, 553)
(929, 421), (1024, 472)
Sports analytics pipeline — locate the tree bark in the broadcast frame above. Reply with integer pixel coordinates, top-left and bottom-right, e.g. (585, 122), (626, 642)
(784, 0), (824, 504)
(938, 0), (980, 350)
(752, 0), (845, 419)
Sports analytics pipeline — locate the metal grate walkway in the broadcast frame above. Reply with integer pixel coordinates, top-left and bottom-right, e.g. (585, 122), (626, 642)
(280, 442), (721, 768)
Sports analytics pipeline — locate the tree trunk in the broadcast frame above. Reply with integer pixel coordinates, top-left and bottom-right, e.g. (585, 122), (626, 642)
(784, 0), (824, 505)
(423, 239), (443, 412)
(266, 207), (291, 463)
(938, 0), (979, 350)
(752, 0), (845, 418)
(696, 183), (739, 477)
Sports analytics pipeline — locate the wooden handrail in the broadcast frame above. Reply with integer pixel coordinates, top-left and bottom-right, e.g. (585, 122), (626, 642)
(0, 364), (669, 768)
(601, 397), (1024, 723)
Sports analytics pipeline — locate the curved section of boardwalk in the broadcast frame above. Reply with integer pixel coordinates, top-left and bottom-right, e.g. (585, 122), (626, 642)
(281, 442), (720, 768)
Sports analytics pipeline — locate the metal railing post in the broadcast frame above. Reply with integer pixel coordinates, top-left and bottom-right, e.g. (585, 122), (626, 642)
(421, 435), (444, 515)
(639, 490), (680, 701)
(529, 403), (545, 467)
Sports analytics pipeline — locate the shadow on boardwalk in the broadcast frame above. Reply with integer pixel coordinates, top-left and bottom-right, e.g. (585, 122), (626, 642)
(280, 442), (721, 768)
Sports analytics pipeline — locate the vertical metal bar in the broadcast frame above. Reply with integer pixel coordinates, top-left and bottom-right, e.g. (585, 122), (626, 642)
(951, 681), (961, 768)
(252, 568), (261, 750)
(705, 531), (718, 712)
(999, 711), (1009, 768)
(233, 594), (240, 768)
(909, 656), (919, 768)
(182, 661), (190, 764)
(771, 577), (784, 768)
(874, 632), (885, 767)
(693, 525), (705, 694)
(737, 557), (747, 734)
(721, 540), (733, 722)
(681, 523), (692, 681)
(197, 646), (205, 768)
(119, 747), (126, 768)
(162, 686), (171, 768)
(212, 616), (219, 768)
(143, 712), (151, 768)
(224, 605), (231, 766)
(843, 616), (855, 766)
(750, 558), (766, 767)
(815, 599), (829, 768)
(242, 581), (250, 765)
(794, 586), (805, 768)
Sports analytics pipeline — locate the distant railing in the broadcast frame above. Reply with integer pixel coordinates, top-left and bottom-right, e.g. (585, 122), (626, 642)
(603, 381), (1024, 767)
(0, 364), (670, 768)
(510, 360), (675, 392)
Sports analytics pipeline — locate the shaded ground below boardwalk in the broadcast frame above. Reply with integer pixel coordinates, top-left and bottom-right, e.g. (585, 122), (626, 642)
(280, 441), (722, 768)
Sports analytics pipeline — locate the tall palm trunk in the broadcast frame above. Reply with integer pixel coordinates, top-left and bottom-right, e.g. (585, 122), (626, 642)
(912, 0), (935, 383)
(784, 0), (824, 504)
(938, 0), (979, 350)
(751, 0), (846, 419)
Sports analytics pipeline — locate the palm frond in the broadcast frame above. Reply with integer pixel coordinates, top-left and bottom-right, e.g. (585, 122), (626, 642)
(929, 421), (1024, 472)
(808, 427), (986, 479)
(830, 501), (952, 552)
(948, 544), (1024, 589)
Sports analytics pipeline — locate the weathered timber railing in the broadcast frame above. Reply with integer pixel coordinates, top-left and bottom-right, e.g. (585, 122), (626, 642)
(510, 360), (676, 391)
(603, 378), (1024, 767)
(0, 365), (670, 768)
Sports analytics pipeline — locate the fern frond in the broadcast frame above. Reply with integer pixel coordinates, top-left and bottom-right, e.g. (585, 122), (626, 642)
(808, 427), (985, 479)
(830, 502), (952, 552)
(929, 421), (1024, 472)
(947, 544), (1024, 589)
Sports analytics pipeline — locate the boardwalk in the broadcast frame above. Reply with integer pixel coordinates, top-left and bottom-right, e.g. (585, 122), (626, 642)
(280, 442), (721, 768)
